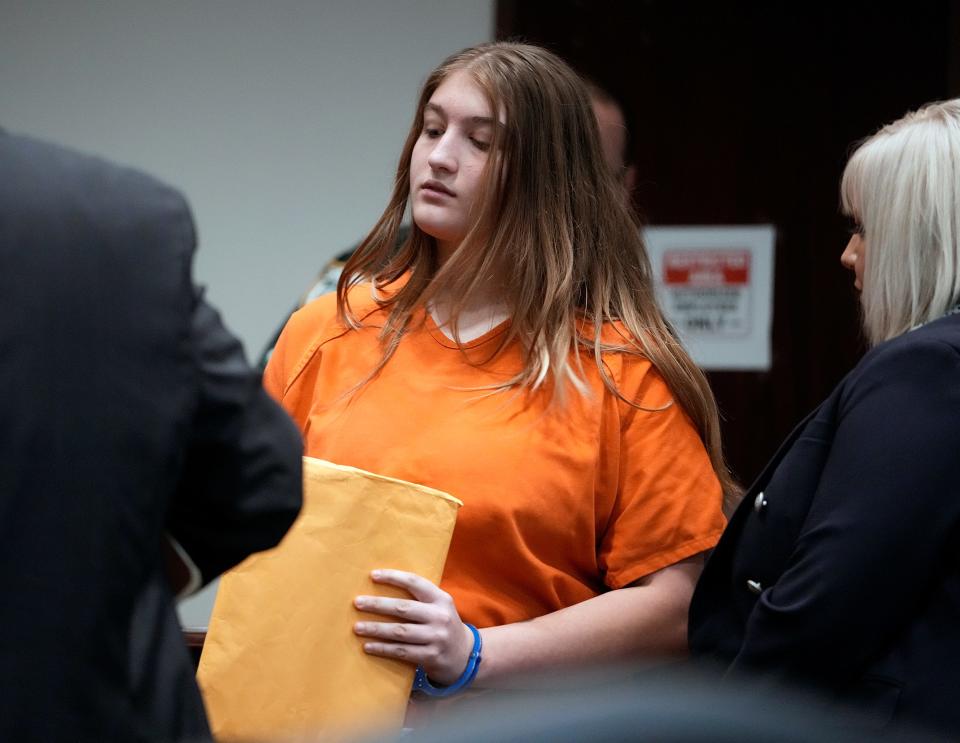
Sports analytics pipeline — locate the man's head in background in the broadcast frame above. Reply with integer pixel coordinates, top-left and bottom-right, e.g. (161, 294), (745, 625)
(586, 80), (637, 197)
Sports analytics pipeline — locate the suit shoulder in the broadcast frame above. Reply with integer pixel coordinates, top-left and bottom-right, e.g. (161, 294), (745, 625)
(3, 132), (185, 203)
(857, 317), (960, 378)
(841, 318), (960, 415)
(1, 132), (193, 245)
(1, 133), (197, 320)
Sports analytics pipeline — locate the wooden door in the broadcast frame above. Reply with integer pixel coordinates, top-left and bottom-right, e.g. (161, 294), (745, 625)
(497, 1), (957, 484)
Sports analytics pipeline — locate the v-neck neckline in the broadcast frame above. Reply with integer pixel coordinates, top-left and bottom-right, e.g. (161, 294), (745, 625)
(424, 307), (511, 349)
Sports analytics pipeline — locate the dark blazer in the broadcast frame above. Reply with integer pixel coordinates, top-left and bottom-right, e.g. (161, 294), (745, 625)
(689, 311), (960, 735)
(0, 132), (303, 742)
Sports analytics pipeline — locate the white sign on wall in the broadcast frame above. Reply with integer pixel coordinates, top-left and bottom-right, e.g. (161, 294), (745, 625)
(644, 225), (776, 371)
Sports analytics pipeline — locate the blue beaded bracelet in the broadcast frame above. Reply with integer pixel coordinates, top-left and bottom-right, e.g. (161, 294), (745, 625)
(412, 623), (482, 697)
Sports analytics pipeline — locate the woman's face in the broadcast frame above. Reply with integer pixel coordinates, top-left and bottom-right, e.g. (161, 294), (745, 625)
(841, 230), (866, 291)
(410, 69), (498, 264)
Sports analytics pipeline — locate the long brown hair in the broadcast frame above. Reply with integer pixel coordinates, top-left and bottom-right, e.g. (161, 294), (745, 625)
(337, 42), (739, 506)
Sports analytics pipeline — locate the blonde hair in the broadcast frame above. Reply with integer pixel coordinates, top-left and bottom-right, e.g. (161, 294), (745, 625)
(841, 98), (960, 345)
(338, 42), (739, 505)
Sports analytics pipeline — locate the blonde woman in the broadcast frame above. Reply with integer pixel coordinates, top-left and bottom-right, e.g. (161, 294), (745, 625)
(690, 100), (960, 736)
(266, 43), (732, 695)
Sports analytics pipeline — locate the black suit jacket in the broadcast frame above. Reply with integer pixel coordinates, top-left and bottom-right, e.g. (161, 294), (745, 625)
(0, 132), (303, 742)
(689, 312), (960, 735)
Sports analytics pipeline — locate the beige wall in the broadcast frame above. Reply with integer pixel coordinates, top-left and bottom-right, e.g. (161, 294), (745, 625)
(1, 0), (493, 627)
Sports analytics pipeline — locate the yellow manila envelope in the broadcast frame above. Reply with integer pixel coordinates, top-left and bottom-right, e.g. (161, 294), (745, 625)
(196, 457), (462, 741)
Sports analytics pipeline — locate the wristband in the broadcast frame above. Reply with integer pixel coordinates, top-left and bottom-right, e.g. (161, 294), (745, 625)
(412, 623), (482, 697)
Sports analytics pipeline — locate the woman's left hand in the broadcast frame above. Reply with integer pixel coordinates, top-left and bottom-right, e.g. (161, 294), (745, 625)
(354, 569), (475, 685)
